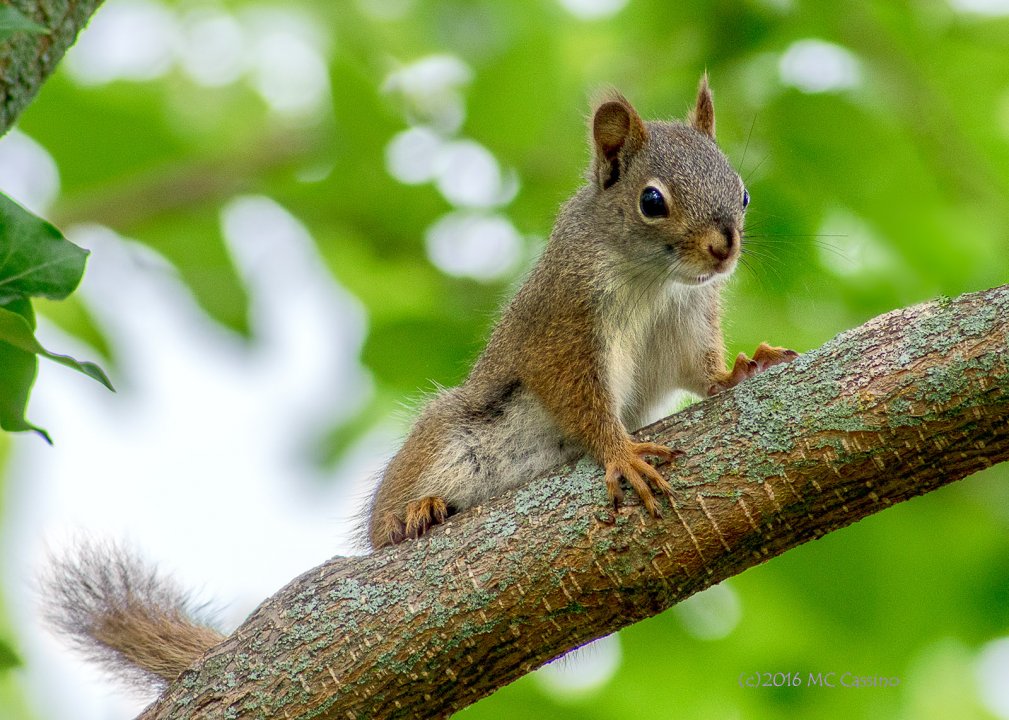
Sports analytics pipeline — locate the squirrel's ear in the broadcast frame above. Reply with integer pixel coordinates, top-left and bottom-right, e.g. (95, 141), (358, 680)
(591, 91), (647, 189)
(689, 73), (716, 140)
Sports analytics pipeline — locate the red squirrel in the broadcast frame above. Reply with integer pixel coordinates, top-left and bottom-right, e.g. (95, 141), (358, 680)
(43, 76), (796, 692)
(366, 75), (796, 547)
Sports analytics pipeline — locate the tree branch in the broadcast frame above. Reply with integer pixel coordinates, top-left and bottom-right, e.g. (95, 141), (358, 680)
(0, 0), (104, 136)
(140, 284), (1009, 720)
(51, 129), (323, 231)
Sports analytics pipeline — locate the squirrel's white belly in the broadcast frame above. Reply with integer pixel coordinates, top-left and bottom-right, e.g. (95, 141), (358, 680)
(605, 280), (713, 429)
(419, 388), (583, 509)
(602, 276), (661, 425)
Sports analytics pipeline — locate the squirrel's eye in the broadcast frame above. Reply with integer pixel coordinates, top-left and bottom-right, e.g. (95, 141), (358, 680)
(742, 188), (750, 210)
(639, 186), (669, 219)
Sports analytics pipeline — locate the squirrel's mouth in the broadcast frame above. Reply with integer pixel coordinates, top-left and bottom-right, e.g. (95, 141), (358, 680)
(677, 271), (715, 286)
(674, 257), (736, 286)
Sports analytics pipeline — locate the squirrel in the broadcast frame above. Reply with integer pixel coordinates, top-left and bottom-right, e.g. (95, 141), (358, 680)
(42, 75), (796, 693)
(365, 74), (796, 548)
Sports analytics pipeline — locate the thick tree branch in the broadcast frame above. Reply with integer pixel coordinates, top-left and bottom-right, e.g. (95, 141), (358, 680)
(141, 284), (1009, 720)
(0, 0), (104, 135)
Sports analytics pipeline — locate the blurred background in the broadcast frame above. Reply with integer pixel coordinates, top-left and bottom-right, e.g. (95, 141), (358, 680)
(1, 0), (1008, 717)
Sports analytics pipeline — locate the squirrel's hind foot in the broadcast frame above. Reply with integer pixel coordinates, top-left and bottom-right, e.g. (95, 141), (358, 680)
(605, 441), (682, 518)
(375, 496), (452, 547)
(403, 496), (451, 540)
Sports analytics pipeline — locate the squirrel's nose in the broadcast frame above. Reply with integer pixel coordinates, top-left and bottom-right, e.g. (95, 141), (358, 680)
(707, 226), (737, 261)
(707, 243), (731, 261)
(721, 226), (736, 249)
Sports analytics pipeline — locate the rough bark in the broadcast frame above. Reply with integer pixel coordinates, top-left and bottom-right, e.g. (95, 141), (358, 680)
(0, 0), (104, 135)
(141, 284), (1009, 720)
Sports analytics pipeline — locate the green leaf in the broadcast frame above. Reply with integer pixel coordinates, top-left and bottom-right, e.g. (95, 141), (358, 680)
(0, 331), (49, 444)
(0, 637), (22, 671)
(0, 196), (108, 442)
(0, 305), (114, 391)
(0, 298), (48, 441)
(0, 192), (88, 304)
(0, 5), (48, 43)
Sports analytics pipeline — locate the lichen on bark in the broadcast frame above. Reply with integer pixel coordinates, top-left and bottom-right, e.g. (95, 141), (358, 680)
(0, 0), (105, 135)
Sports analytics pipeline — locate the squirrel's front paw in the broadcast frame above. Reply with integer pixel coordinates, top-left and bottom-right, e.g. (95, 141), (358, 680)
(707, 342), (798, 396)
(604, 442), (682, 517)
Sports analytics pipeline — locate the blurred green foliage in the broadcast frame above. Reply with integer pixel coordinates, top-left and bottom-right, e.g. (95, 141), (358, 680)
(2, 0), (1008, 717)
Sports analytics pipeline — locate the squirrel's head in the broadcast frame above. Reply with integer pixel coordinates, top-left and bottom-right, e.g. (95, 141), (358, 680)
(589, 75), (746, 287)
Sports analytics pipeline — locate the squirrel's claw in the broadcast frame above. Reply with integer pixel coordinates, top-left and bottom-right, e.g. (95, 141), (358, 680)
(752, 342), (799, 371)
(632, 441), (682, 465)
(403, 496), (451, 540)
(708, 342), (799, 395)
(376, 498), (452, 547)
(605, 441), (680, 518)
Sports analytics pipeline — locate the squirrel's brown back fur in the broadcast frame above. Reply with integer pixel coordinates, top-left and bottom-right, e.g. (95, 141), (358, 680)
(41, 539), (225, 691)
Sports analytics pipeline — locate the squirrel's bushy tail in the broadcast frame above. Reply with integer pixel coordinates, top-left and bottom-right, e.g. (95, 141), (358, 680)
(41, 539), (225, 691)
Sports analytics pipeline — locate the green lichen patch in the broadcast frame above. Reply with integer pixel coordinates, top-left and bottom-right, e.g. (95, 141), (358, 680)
(513, 457), (599, 516)
(473, 509), (519, 553)
(917, 354), (1001, 407)
(895, 305), (956, 366)
(957, 302), (999, 338)
(893, 290), (1006, 368)
(327, 576), (411, 616)
(884, 395), (925, 427)
(809, 396), (877, 433)
(731, 370), (844, 455)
